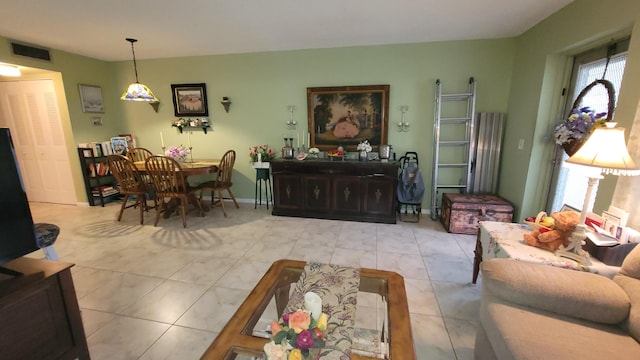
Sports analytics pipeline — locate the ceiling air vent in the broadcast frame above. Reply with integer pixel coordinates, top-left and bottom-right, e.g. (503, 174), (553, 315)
(10, 41), (51, 62)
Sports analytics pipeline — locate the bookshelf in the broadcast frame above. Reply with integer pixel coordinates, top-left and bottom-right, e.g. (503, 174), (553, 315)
(77, 148), (120, 206)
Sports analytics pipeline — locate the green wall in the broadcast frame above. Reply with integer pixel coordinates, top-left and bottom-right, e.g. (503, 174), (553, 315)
(3, 0), (639, 218)
(1, 37), (516, 204)
(503, 0), (640, 220)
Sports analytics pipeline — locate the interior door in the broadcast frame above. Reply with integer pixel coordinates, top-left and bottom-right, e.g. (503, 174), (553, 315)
(0, 80), (76, 205)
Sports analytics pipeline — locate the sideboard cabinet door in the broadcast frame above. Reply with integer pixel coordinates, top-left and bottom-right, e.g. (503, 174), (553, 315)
(273, 173), (302, 210)
(363, 175), (396, 216)
(303, 175), (331, 212)
(332, 175), (361, 214)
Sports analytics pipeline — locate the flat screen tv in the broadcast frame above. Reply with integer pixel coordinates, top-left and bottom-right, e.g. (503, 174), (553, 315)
(0, 128), (39, 267)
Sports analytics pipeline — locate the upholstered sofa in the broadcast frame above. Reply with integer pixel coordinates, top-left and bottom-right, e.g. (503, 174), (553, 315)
(475, 244), (640, 359)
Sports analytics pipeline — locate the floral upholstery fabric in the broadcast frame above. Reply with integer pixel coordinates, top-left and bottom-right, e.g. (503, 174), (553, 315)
(284, 262), (361, 360)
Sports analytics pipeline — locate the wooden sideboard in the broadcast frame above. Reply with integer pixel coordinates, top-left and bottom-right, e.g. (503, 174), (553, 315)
(0, 257), (90, 360)
(271, 159), (399, 224)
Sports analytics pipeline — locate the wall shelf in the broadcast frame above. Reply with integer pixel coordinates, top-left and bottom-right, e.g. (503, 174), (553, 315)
(173, 125), (212, 134)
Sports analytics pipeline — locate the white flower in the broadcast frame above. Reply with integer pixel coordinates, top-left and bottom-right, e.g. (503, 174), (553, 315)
(357, 140), (372, 152)
(263, 341), (291, 360)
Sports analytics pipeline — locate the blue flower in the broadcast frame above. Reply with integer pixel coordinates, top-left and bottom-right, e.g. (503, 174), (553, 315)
(554, 107), (606, 145)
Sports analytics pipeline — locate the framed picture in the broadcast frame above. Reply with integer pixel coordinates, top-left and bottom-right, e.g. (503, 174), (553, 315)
(560, 204), (579, 213)
(78, 84), (104, 113)
(118, 134), (136, 149)
(110, 137), (128, 155)
(602, 211), (622, 236)
(90, 117), (103, 126)
(171, 83), (208, 117)
(307, 85), (389, 151)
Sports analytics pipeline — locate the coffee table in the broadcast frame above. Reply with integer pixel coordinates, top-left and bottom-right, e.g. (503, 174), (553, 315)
(200, 259), (416, 360)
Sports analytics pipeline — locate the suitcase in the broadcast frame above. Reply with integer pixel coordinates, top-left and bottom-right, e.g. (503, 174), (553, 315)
(440, 193), (513, 234)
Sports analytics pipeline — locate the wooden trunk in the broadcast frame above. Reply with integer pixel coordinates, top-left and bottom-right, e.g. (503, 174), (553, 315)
(440, 193), (513, 234)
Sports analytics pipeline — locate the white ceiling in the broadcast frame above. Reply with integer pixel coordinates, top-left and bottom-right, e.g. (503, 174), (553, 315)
(0, 0), (573, 62)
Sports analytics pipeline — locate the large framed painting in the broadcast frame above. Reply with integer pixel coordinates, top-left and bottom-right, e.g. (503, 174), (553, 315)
(307, 85), (389, 151)
(171, 83), (209, 117)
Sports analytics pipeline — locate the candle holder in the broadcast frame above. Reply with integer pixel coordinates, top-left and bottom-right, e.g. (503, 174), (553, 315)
(161, 146), (166, 155)
(188, 146), (194, 163)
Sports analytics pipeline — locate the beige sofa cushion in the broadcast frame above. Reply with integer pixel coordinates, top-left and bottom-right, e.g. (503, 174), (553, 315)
(482, 259), (630, 324)
(614, 244), (640, 342)
(480, 294), (640, 360)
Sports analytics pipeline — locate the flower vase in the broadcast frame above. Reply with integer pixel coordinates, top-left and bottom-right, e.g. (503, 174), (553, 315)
(562, 138), (584, 157)
(359, 150), (369, 162)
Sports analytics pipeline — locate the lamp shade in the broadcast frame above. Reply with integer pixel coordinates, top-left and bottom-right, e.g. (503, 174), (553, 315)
(121, 82), (159, 102)
(121, 38), (158, 103)
(566, 125), (640, 176)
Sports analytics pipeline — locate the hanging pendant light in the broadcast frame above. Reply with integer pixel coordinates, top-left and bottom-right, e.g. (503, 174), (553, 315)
(121, 38), (159, 102)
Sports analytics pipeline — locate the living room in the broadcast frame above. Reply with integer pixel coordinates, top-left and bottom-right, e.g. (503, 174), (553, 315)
(1, 1), (640, 359)
(0, 1), (638, 222)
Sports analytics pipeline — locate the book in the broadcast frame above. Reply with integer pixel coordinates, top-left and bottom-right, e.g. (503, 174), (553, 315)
(586, 225), (620, 246)
(90, 142), (102, 157)
(101, 141), (112, 155)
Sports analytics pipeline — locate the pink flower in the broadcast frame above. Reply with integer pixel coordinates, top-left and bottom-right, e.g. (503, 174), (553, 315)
(288, 310), (311, 334)
(296, 329), (314, 350)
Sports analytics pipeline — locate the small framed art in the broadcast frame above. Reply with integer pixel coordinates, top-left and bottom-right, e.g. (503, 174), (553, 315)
(170, 83), (209, 117)
(78, 84), (104, 113)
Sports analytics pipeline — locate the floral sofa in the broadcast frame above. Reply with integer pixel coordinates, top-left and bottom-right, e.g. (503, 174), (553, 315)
(475, 243), (640, 359)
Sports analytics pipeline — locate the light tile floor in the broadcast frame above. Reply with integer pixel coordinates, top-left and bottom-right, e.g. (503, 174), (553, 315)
(28, 200), (482, 360)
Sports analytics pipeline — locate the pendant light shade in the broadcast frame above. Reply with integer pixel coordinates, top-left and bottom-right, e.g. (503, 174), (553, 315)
(121, 38), (158, 102)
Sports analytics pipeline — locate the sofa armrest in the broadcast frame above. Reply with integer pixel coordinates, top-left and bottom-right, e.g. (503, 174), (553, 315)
(482, 258), (630, 324)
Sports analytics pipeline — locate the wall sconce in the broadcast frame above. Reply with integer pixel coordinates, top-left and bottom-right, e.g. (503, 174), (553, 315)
(397, 106), (409, 132)
(286, 105), (297, 129)
(221, 97), (231, 113)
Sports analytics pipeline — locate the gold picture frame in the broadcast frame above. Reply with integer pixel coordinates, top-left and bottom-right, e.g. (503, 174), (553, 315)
(307, 85), (389, 151)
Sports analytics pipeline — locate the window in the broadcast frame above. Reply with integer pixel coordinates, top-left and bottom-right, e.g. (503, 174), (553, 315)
(548, 40), (628, 213)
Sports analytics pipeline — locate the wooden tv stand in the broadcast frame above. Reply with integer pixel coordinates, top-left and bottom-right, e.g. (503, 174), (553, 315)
(0, 257), (90, 360)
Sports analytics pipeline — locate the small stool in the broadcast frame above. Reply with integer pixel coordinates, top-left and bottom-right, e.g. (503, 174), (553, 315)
(254, 168), (273, 209)
(34, 223), (60, 261)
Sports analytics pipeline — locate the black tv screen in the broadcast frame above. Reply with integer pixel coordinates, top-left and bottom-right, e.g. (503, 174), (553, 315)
(0, 128), (38, 266)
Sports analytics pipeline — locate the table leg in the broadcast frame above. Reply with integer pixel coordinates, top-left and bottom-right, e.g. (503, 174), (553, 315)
(472, 230), (483, 284)
(266, 177), (271, 209)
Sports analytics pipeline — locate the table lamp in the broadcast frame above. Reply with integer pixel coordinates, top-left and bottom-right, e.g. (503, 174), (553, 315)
(555, 123), (640, 263)
(565, 122), (640, 224)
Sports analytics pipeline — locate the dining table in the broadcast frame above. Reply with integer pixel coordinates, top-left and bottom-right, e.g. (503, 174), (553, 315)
(133, 158), (220, 218)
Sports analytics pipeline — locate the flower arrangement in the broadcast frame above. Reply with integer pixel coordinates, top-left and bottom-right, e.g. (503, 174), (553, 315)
(357, 140), (372, 152)
(164, 145), (190, 162)
(554, 106), (607, 146)
(249, 144), (276, 162)
(264, 309), (328, 360)
(172, 118), (189, 128)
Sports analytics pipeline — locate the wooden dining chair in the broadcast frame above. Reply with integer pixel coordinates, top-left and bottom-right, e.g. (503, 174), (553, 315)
(127, 147), (154, 162)
(106, 154), (156, 224)
(145, 155), (203, 228)
(197, 150), (239, 217)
